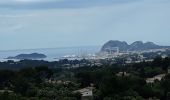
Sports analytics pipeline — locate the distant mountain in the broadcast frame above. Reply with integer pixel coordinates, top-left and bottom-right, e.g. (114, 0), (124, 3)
(7, 53), (47, 60)
(101, 40), (170, 52)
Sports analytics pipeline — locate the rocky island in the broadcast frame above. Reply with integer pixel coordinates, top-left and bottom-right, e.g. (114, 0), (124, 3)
(6, 53), (47, 60)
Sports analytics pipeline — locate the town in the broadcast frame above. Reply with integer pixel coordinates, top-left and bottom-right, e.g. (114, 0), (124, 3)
(1, 47), (170, 100)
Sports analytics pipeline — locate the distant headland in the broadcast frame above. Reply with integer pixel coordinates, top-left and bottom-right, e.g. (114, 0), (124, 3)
(101, 40), (170, 52)
(6, 53), (47, 60)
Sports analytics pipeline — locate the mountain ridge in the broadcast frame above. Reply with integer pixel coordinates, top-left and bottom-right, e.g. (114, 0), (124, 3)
(101, 40), (170, 52)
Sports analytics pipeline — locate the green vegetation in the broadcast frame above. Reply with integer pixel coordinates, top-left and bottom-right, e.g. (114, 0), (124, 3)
(0, 57), (170, 100)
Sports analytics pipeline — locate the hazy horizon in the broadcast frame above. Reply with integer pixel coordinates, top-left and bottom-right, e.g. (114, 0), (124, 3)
(0, 40), (170, 51)
(1, 0), (170, 50)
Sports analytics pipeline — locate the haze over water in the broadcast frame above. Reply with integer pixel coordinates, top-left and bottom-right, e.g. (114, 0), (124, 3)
(0, 46), (101, 62)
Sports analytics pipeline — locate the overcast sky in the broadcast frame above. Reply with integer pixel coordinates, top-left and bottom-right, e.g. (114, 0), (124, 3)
(0, 0), (170, 50)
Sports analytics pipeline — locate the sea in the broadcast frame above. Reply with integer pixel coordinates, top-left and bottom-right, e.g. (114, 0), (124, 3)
(0, 46), (101, 62)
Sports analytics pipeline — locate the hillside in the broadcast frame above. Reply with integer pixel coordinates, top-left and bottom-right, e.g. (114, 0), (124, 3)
(101, 40), (170, 52)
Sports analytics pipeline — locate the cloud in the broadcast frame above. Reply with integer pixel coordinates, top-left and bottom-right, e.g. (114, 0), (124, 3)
(0, 0), (137, 10)
(0, 0), (170, 50)
(14, 0), (64, 3)
(0, 14), (37, 18)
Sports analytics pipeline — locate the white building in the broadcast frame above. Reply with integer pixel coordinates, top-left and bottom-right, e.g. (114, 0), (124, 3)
(104, 47), (119, 55)
(168, 68), (170, 74)
(73, 87), (94, 100)
(146, 74), (166, 83)
(116, 72), (130, 77)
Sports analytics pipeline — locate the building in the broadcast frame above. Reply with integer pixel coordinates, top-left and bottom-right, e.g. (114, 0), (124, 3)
(73, 87), (94, 100)
(0, 90), (13, 93)
(146, 74), (166, 83)
(116, 72), (130, 77)
(168, 67), (170, 74)
(104, 47), (119, 55)
(146, 78), (155, 83)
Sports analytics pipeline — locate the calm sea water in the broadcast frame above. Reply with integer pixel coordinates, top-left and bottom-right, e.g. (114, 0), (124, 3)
(0, 46), (101, 62)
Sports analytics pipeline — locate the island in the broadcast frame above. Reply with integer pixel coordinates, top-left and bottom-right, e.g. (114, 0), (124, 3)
(6, 53), (47, 60)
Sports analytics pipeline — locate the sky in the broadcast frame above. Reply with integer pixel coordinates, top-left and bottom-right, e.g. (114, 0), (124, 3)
(0, 0), (170, 50)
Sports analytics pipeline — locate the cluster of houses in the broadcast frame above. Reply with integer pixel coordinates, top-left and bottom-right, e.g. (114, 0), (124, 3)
(61, 61), (103, 69)
(115, 70), (169, 85)
(45, 78), (95, 100)
(45, 66), (170, 99)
